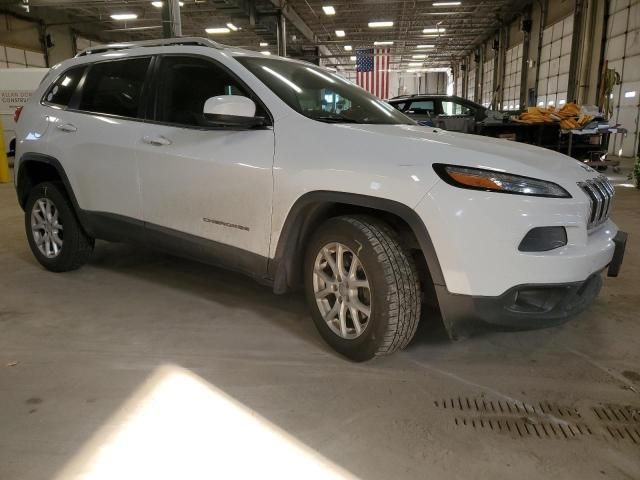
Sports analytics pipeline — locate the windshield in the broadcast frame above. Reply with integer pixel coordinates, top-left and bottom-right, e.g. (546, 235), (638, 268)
(235, 56), (413, 125)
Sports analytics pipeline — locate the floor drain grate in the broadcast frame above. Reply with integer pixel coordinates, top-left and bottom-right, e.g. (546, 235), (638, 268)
(453, 416), (592, 439)
(439, 398), (640, 444)
(604, 425), (640, 444)
(592, 405), (640, 425)
(435, 397), (581, 419)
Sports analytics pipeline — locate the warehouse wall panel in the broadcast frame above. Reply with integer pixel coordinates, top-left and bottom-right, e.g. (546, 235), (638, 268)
(606, 0), (640, 156)
(0, 45), (46, 69)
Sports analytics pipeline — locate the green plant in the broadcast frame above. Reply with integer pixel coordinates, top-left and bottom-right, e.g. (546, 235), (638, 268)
(628, 156), (640, 189)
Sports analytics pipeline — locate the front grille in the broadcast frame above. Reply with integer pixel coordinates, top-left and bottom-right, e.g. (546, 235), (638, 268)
(577, 176), (615, 229)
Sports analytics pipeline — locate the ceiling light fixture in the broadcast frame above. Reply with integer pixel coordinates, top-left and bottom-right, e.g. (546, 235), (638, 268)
(151, 1), (184, 7)
(259, 42), (268, 47)
(412, 54), (428, 58)
(205, 27), (231, 34)
(423, 28), (445, 33)
(416, 44), (435, 48)
(433, 2), (461, 6)
(368, 21), (393, 28)
(408, 62), (423, 66)
(322, 6), (336, 15)
(374, 40), (394, 45)
(226, 23), (239, 31)
(111, 13), (138, 20)
(261, 51), (271, 55)
(344, 45), (352, 51)
(335, 30), (345, 37)
(350, 56), (356, 61)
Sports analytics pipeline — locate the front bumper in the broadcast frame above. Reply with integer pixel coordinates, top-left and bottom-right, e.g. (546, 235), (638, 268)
(435, 231), (627, 337)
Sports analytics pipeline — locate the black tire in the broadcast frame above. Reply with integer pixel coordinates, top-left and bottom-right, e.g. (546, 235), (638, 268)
(304, 215), (421, 361)
(25, 182), (94, 272)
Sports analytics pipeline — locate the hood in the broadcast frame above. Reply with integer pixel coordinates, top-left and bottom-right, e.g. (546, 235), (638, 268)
(340, 123), (599, 184)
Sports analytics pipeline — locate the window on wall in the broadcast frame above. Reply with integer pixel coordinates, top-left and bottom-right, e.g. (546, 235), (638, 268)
(482, 57), (495, 108)
(503, 44), (523, 110)
(0, 45), (46, 69)
(605, 0), (640, 157)
(537, 14), (573, 108)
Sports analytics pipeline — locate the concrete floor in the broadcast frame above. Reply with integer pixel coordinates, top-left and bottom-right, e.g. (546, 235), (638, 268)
(1, 163), (639, 480)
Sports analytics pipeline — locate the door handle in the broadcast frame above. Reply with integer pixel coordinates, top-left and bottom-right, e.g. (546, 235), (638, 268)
(142, 135), (172, 146)
(57, 123), (77, 133)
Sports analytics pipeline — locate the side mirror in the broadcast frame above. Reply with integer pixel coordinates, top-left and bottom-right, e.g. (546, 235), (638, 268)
(203, 95), (266, 128)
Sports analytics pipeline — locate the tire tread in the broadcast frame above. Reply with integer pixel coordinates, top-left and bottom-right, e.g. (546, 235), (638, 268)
(340, 215), (421, 356)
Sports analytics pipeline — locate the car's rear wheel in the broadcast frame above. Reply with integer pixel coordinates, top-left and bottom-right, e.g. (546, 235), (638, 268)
(25, 182), (94, 272)
(304, 215), (421, 361)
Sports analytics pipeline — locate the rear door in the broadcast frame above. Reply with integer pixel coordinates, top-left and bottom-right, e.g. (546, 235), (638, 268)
(44, 56), (151, 220)
(135, 54), (275, 267)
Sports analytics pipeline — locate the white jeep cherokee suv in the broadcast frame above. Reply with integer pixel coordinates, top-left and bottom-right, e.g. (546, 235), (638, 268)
(14, 38), (627, 361)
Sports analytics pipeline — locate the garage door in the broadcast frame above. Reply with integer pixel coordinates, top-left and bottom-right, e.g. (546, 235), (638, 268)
(467, 57), (476, 102)
(537, 14), (573, 108)
(481, 57), (494, 107)
(75, 35), (99, 54)
(502, 43), (523, 111)
(605, 0), (640, 157)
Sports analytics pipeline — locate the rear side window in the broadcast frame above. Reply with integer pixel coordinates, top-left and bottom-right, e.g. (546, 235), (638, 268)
(78, 57), (151, 118)
(43, 66), (85, 107)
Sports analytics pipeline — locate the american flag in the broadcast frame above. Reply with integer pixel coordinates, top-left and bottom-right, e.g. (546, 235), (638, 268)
(356, 48), (390, 99)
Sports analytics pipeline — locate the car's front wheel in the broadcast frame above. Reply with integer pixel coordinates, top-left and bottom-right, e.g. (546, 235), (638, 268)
(304, 215), (421, 361)
(25, 182), (94, 272)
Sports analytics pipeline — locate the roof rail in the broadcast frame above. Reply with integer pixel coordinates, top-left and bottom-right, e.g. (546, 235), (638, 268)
(75, 36), (224, 57)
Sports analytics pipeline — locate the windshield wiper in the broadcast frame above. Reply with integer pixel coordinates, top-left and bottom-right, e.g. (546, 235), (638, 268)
(307, 113), (362, 123)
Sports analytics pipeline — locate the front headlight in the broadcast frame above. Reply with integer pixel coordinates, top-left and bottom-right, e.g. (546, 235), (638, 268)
(433, 164), (571, 198)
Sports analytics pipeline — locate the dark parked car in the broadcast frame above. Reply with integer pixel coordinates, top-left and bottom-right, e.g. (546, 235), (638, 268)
(388, 94), (490, 132)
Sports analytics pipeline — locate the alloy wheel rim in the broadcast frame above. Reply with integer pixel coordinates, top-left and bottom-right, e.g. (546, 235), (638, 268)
(31, 198), (63, 259)
(312, 242), (371, 339)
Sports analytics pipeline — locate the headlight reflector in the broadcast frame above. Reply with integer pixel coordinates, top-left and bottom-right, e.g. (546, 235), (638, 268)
(433, 164), (571, 198)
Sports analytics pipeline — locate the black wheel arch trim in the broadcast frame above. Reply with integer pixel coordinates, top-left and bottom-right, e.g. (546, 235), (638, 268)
(269, 190), (447, 294)
(17, 153), (79, 210)
(16, 152), (100, 237)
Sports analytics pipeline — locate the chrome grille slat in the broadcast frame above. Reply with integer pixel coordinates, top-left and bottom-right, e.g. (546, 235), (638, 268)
(593, 181), (609, 222)
(577, 176), (615, 230)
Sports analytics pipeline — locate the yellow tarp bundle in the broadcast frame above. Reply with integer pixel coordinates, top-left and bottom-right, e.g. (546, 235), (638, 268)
(514, 103), (593, 130)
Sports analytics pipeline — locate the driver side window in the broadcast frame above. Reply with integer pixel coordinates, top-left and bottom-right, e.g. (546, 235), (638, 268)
(321, 89), (352, 114)
(155, 56), (263, 127)
(441, 101), (472, 116)
(406, 100), (435, 115)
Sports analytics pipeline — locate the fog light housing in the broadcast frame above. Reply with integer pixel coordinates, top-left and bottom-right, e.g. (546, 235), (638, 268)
(518, 227), (567, 252)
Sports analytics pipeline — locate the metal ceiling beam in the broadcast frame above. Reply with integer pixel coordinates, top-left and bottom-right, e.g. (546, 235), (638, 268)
(269, 0), (333, 62)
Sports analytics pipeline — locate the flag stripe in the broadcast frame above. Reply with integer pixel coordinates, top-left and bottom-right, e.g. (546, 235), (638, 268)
(356, 48), (390, 99)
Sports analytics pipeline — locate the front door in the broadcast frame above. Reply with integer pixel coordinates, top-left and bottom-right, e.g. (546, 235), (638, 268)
(135, 55), (275, 268)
